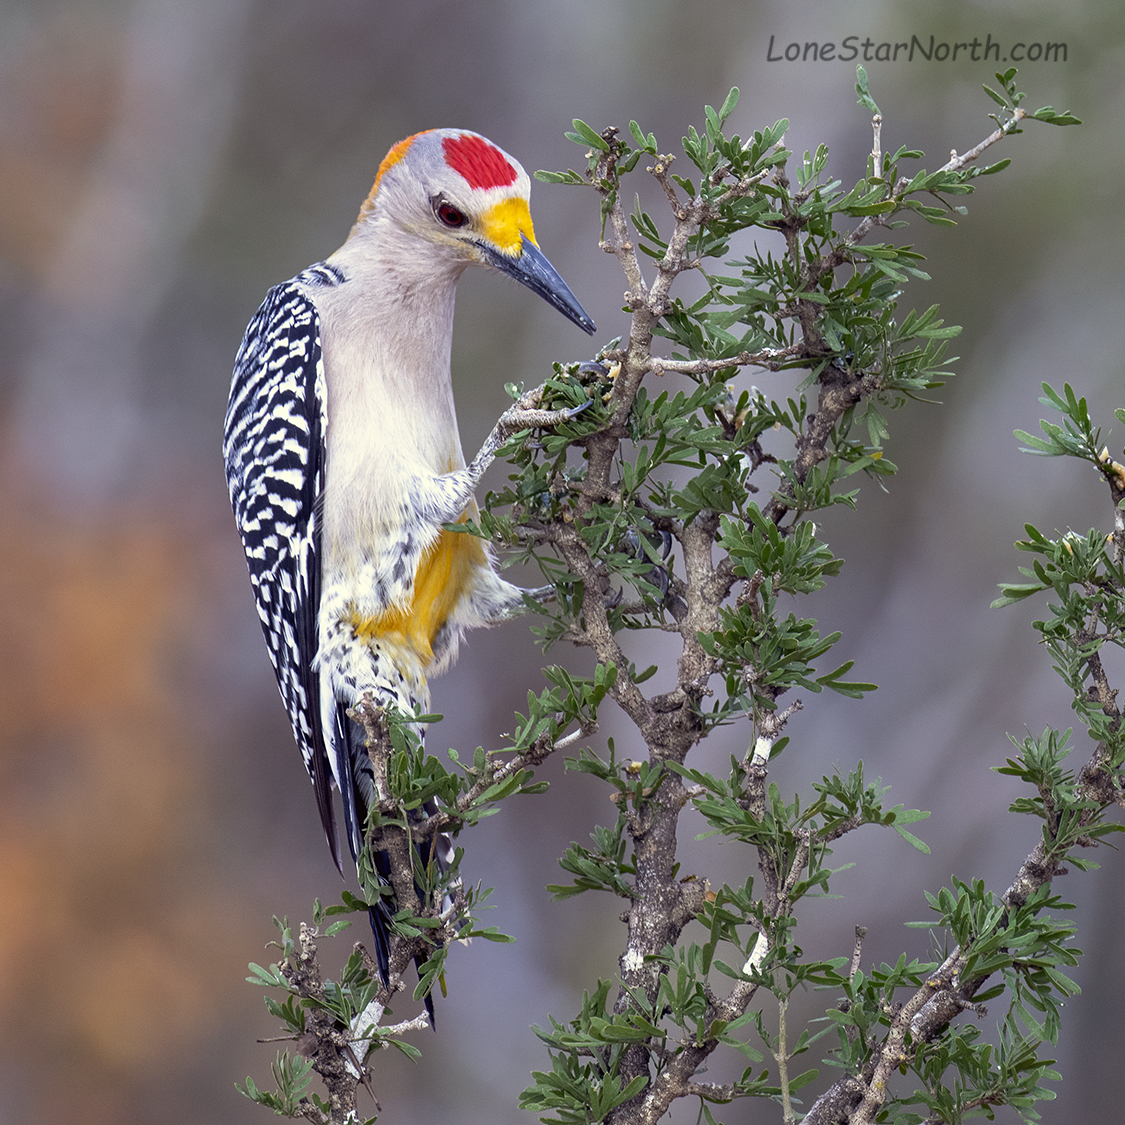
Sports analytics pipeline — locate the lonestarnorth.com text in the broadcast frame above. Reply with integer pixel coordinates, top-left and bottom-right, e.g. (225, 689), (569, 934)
(765, 34), (1068, 64)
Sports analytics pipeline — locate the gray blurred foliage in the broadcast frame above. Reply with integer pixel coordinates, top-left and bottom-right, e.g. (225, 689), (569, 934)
(0, 0), (1120, 1123)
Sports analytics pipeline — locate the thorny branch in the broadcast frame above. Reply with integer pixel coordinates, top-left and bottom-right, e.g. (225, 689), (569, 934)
(803, 473), (1124, 1124)
(258, 690), (594, 1122)
(550, 97), (1111, 1125)
(277, 924), (373, 1124)
(350, 694), (597, 1008)
(349, 699), (430, 996)
(834, 106), (1031, 265)
(568, 120), (898, 1122)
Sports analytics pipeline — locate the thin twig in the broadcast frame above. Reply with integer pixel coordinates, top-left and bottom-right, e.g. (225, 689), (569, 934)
(938, 107), (1028, 173)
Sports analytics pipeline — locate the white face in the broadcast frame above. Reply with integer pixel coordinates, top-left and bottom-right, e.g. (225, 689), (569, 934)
(345, 129), (594, 335)
(367, 130), (535, 263)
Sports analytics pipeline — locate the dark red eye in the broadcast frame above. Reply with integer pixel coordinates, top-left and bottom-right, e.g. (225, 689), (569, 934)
(436, 201), (467, 228)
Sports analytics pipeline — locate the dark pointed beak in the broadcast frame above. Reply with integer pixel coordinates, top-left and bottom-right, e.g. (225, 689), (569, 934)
(486, 235), (596, 335)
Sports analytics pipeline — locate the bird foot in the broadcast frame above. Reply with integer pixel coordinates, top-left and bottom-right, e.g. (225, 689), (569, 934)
(470, 386), (590, 477)
(493, 386), (590, 441)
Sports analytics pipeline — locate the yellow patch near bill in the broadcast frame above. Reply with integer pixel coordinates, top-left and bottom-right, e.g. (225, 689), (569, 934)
(481, 196), (537, 255)
(350, 525), (486, 664)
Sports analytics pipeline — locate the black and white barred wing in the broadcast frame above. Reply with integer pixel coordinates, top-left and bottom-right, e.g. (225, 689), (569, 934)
(223, 277), (341, 871)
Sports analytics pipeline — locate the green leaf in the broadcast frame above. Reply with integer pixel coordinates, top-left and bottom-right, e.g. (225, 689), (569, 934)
(719, 86), (740, 122)
(389, 1039), (423, 1061)
(855, 65), (880, 114)
(992, 582), (1046, 609)
(891, 821), (932, 853)
(568, 119), (609, 151)
(246, 962), (285, 988)
(982, 83), (1008, 108)
(535, 169), (588, 185)
(628, 120), (657, 153)
(1030, 106), (1082, 126)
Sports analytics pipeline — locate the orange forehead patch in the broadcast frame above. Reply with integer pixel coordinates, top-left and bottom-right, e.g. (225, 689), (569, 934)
(352, 130), (430, 229)
(376, 131), (427, 189)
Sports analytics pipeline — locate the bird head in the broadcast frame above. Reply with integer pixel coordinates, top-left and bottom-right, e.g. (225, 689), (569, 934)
(347, 129), (595, 335)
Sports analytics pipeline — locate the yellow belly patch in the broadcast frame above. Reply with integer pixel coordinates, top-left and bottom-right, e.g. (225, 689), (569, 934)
(349, 526), (486, 664)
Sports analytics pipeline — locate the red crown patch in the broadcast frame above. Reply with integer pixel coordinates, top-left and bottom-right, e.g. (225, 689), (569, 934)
(442, 133), (517, 191)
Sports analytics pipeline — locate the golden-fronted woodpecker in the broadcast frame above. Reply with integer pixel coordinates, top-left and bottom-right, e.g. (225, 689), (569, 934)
(223, 129), (594, 1000)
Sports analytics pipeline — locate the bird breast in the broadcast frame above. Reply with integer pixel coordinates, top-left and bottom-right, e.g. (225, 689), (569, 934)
(311, 272), (481, 655)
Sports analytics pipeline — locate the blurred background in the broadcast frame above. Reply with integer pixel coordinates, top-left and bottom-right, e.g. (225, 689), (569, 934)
(0, 0), (1120, 1121)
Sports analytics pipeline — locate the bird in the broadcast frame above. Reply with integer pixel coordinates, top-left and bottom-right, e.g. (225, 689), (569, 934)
(223, 129), (595, 1007)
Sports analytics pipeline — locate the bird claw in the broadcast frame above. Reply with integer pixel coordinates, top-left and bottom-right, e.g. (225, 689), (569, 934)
(470, 387), (592, 481)
(576, 360), (610, 378)
(495, 394), (591, 440)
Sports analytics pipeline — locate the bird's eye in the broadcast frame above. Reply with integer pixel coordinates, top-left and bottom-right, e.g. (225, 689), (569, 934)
(436, 201), (467, 228)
